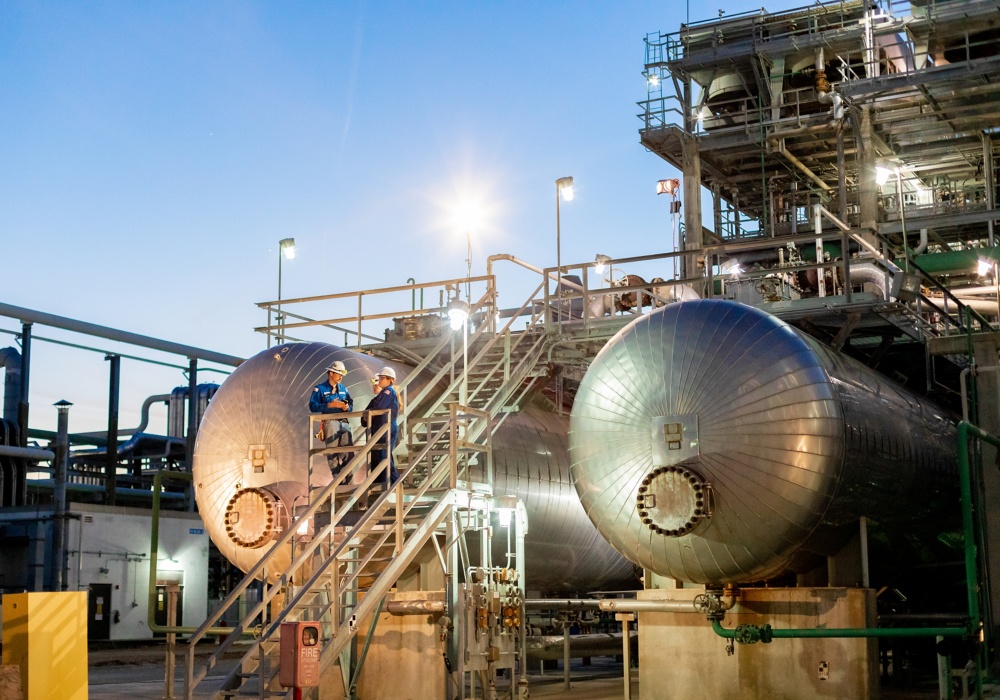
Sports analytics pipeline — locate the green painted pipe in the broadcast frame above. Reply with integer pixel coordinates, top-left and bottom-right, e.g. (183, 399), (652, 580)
(958, 421), (993, 700)
(147, 469), (235, 636)
(710, 618), (965, 642)
(902, 247), (1000, 276)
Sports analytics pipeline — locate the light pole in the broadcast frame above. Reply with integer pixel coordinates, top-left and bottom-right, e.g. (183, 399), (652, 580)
(466, 230), (472, 302)
(276, 238), (295, 345)
(448, 298), (471, 410)
(555, 176), (574, 320)
(657, 178), (681, 279)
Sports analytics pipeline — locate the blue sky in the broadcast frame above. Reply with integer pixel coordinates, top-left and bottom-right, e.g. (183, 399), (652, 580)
(1, 0), (809, 432)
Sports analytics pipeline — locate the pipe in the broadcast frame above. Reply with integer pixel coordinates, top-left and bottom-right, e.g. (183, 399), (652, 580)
(958, 421), (991, 700)
(929, 297), (998, 316)
(185, 359), (197, 473)
(105, 354), (120, 506)
(53, 401), (71, 591)
(772, 146), (832, 192)
(953, 286), (1000, 298)
(385, 600), (446, 615)
(710, 618), (965, 641)
(147, 469), (234, 636)
(406, 278), (417, 311)
(19, 323), (31, 448)
(524, 599), (600, 610)
(0, 347), (21, 424)
(0, 444), (54, 460)
(0, 303), (243, 367)
(599, 599), (702, 614)
(848, 262), (889, 300)
(132, 393), (171, 435)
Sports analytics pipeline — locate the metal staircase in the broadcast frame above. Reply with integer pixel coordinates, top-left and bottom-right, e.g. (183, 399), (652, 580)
(184, 278), (555, 700)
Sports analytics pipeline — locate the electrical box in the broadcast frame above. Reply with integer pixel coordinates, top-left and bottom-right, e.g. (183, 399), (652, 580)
(278, 621), (321, 688)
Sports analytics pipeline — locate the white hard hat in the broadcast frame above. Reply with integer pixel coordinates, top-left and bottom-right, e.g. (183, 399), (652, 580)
(377, 367), (396, 380)
(326, 360), (347, 376)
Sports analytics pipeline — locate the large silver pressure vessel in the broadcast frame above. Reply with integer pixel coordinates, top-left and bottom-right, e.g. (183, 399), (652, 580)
(193, 341), (634, 592)
(193, 343), (403, 578)
(569, 300), (956, 584)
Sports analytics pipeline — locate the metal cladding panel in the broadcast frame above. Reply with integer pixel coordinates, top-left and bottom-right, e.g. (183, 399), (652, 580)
(489, 407), (636, 593)
(194, 342), (635, 592)
(569, 300), (956, 584)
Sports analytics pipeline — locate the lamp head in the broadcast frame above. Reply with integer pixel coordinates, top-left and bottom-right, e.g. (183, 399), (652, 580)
(594, 254), (612, 275)
(279, 237), (296, 260)
(448, 298), (470, 330)
(656, 178), (680, 196)
(556, 176), (575, 202)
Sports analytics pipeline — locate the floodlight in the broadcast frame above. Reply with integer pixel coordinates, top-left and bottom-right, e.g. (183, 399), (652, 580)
(874, 166), (893, 187)
(657, 179), (680, 196)
(556, 176), (574, 202)
(594, 254), (612, 275)
(448, 298), (470, 330)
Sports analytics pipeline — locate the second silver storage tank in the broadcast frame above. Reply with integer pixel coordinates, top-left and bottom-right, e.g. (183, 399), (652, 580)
(569, 300), (956, 584)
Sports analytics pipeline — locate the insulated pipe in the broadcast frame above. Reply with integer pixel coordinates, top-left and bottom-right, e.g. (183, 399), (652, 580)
(386, 600), (446, 615)
(848, 262), (889, 300)
(952, 286), (1000, 298)
(599, 599), (702, 614)
(929, 297), (998, 316)
(132, 394), (171, 435)
(0, 347), (21, 424)
(0, 445), (54, 460)
(0, 302), (243, 367)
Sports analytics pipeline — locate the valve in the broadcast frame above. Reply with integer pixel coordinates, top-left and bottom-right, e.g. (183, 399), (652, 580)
(733, 624), (773, 645)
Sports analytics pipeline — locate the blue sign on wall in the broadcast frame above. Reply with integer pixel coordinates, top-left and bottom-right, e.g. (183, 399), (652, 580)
(189, 528), (205, 535)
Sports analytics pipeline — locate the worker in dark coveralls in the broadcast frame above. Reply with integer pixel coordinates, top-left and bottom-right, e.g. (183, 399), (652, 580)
(361, 366), (400, 486)
(309, 360), (354, 477)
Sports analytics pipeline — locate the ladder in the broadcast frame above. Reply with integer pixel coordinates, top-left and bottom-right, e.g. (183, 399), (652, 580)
(184, 280), (555, 699)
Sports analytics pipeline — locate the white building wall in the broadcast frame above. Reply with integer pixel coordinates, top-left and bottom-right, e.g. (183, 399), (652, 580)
(67, 503), (209, 641)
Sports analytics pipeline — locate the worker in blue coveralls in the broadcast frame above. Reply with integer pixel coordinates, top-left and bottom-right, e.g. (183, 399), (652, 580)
(309, 360), (354, 479)
(361, 366), (400, 487)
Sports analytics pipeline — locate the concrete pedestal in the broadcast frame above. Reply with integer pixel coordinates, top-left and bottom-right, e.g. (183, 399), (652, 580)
(355, 590), (446, 700)
(637, 587), (878, 700)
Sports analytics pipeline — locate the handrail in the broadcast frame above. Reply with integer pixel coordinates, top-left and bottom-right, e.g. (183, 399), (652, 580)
(184, 412), (390, 697)
(198, 401), (480, 698)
